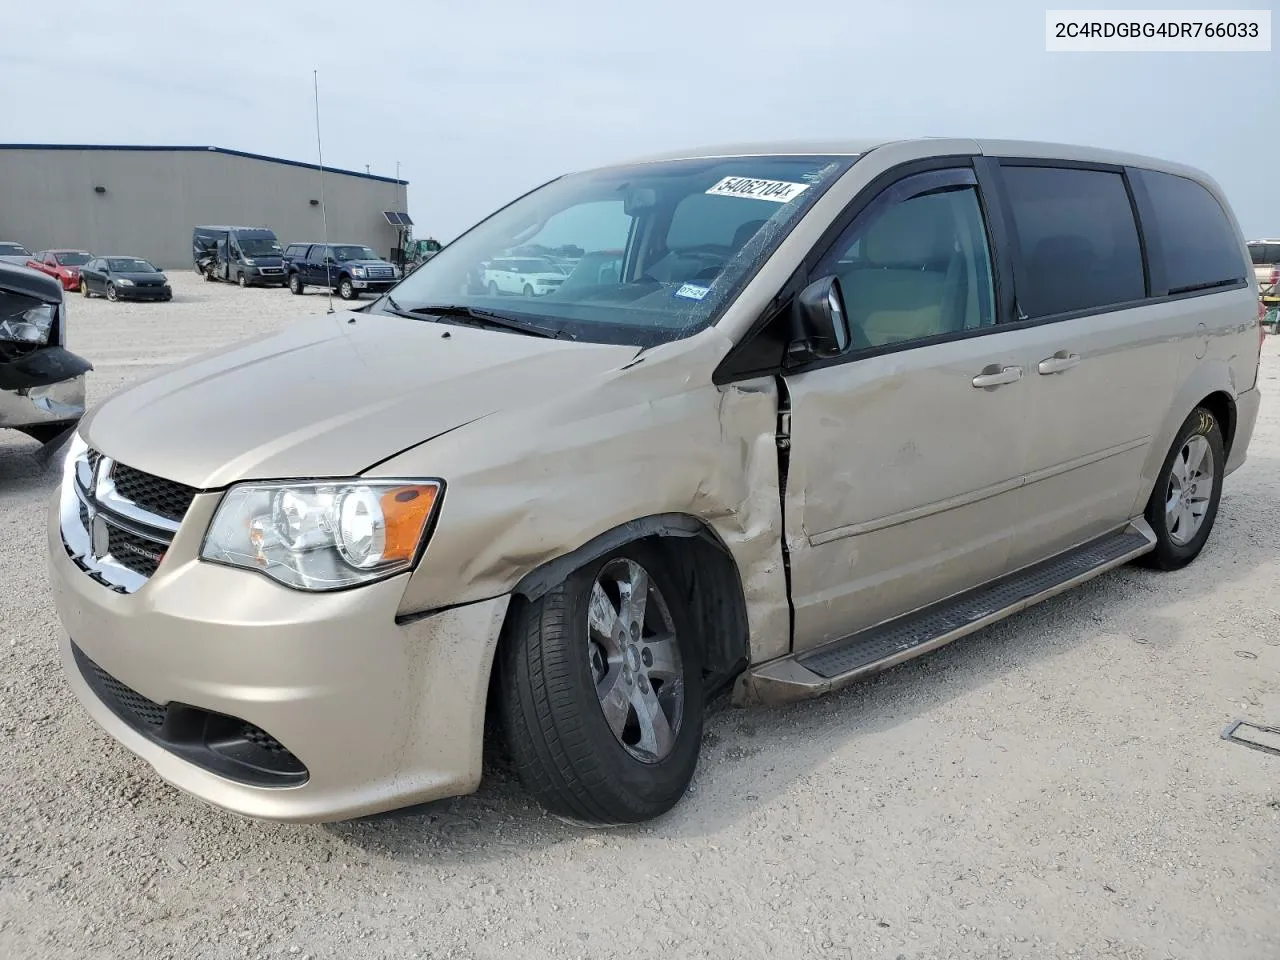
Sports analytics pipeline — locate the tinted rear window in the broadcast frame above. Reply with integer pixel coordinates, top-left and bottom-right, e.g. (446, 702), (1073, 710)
(1002, 165), (1146, 317)
(1136, 170), (1246, 293)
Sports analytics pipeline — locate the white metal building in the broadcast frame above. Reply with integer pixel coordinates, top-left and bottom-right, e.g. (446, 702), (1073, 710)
(0, 144), (410, 268)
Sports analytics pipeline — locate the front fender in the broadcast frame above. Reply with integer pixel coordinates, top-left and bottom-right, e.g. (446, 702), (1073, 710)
(367, 342), (793, 664)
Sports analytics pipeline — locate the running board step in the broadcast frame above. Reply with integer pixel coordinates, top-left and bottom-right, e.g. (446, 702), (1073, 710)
(736, 522), (1156, 706)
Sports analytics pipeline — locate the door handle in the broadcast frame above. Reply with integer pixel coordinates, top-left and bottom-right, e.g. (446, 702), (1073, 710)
(971, 365), (1023, 389)
(1037, 352), (1081, 375)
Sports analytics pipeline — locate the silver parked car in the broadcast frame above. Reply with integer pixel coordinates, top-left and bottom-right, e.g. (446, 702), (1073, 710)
(49, 138), (1262, 825)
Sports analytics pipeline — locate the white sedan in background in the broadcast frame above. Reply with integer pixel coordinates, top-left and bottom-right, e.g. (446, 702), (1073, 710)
(482, 257), (567, 297)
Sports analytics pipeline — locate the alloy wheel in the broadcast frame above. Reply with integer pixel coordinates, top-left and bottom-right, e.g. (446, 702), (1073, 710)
(586, 558), (685, 763)
(1165, 434), (1216, 546)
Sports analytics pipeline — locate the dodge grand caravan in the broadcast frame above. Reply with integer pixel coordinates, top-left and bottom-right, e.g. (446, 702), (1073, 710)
(50, 139), (1262, 825)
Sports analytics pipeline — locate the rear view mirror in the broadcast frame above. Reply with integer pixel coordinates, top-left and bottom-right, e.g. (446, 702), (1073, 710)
(788, 275), (851, 363)
(623, 187), (657, 217)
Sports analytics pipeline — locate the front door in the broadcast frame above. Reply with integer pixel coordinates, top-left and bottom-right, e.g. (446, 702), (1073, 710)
(782, 166), (1036, 651)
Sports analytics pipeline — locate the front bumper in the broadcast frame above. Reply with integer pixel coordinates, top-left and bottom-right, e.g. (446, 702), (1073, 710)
(245, 266), (287, 285)
(350, 278), (396, 292)
(0, 370), (86, 430)
(116, 285), (171, 301)
(48, 487), (510, 822)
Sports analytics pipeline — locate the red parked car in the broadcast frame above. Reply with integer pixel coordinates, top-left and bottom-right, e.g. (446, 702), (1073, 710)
(26, 249), (93, 291)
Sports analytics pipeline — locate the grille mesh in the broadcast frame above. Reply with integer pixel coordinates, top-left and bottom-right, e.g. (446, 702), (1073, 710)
(106, 524), (166, 578)
(83, 657), (167, 728)
(110, 464), (198, 523)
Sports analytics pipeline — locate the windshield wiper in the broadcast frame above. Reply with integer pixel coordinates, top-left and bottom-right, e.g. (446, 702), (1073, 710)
(403, 304), (574, 340)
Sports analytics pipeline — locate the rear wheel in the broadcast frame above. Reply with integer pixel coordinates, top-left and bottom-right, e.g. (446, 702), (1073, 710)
(80, 278), (91, 298)
(1138, 406), (1225, 571)
(499, 543), (703, 824)
(289, 273), (304, 295)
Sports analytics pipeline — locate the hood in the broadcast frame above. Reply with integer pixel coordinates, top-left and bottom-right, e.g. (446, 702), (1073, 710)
(345, 259), (392, 267)
(82, 311), (640, 488)
(0, 261), (62, 302)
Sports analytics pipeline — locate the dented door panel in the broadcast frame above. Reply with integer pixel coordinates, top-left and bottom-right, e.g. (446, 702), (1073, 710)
(782, 332), (1034, 652)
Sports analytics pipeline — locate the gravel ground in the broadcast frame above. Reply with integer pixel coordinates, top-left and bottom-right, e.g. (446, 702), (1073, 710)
(1, 273), (1277, 960)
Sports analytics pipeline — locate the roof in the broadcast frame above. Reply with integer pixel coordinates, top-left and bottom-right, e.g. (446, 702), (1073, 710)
(613, 137), (1209, 182)
(0, 144), (407, 185)
(620, 138), (894, 164)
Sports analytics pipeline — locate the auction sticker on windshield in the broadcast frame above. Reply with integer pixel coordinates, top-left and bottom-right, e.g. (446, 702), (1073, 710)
(705, 176), (810, 203)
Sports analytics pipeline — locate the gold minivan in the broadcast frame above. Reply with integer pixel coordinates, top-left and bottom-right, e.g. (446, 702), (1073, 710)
(49, 138), (1263, 825)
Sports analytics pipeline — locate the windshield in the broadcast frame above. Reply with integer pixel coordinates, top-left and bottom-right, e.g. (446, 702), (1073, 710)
(381, 154), (854, 345)
(238, 237), (282, 256)
(0, 244), (30, 256)
(107, 258), (156, 272)
(55, 252), (91, 266)
(334, 245), (379, 261)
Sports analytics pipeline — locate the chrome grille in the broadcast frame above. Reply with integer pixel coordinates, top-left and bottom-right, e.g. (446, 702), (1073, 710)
(59, 448), (201, 594)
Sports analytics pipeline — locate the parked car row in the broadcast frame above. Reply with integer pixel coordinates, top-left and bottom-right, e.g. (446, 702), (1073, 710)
(191, 225), (400, 300)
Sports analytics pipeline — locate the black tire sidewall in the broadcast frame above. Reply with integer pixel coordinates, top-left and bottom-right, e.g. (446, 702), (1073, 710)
(106, 283), (116, 301)
(1144, 406), (1225, 568)
(504, 542), (705, 823)
(289, 274), (302, 294)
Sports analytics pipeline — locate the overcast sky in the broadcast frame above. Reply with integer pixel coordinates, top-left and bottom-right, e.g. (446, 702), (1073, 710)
(4, 1), (1276, 241)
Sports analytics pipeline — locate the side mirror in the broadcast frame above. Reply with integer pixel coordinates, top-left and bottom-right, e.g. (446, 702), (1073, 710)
(788, 275), (851, 363)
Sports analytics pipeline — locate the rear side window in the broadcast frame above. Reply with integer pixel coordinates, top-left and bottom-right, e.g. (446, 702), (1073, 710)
(1137, 170), (1246, 293)
(1002, 165), (1145, 317)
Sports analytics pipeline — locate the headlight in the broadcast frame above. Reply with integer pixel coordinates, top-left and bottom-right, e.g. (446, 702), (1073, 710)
(201, 479), (443, 591)
(0, 303), (56, 344)
(244, 259), (257, 266)
(351, 267), (366, 277)
(116, 277), (135, 286)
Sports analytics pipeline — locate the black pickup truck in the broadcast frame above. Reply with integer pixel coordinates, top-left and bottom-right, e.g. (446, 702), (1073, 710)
(281, 243), (399, 300)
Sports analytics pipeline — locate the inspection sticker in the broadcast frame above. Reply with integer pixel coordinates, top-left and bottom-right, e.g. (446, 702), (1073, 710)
(705, 176), (810, 203)
(674, 283), (711, 301)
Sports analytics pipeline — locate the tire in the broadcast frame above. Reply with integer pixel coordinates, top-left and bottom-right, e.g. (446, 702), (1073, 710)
(237, 273), (247, 288)
(499, 543), (704, 824)
(523, 284), (535, 298)
(289, 273), (304, 295)
(106, 282), (118, 302)
(487, 281), (499, 297)
(80, 278), (90, 298)
(1137, 406), (1225, 571)
(203, 266), (215, 282)
(338, 277), (356, 300)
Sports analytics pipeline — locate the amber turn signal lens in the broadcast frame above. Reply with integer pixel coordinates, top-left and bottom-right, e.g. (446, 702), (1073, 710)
(379, 483), (441, 563)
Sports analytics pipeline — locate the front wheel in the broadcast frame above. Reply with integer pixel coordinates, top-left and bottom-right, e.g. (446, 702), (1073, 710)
(499, 543), (703, 824)
(237, 273), (248, 288)
(487, 281), (499, 297)
(105, 282), (118, 302)
(523, 284), (535, 297)
(338, 277), (356, 300)
(289, 273), (304, 295)
(1138, 406), (1225, 570)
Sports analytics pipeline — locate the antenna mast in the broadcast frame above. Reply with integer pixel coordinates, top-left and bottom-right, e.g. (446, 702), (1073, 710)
(313, 70), (334, 315)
